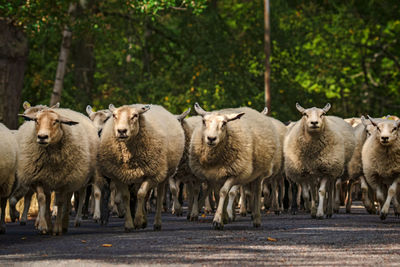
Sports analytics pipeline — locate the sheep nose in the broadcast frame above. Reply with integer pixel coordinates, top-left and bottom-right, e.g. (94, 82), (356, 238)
(207, 136), (217, 142)
(381, 136), (389, 142)
(37, 134), (48, 140)
(118, 129), (127, 135)
(311, 121), (318, 126)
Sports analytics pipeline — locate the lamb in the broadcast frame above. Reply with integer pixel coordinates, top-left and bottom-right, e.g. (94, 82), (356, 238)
(0, 123), (19, 234)
(17, 107), (99, 235)
(284, 103), (356, 219)
(362, 116), (400, 220)
(98, 104), (185, 231)
(189, 103), (280, 229)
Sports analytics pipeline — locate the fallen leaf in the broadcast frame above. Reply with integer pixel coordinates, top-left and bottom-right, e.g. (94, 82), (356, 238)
(267, 237), (277, 242)
(81, 240), (87, 243)
(21, 237), (27, 240)
(102, 244), (112, 247)
(201, 214), (206, 218)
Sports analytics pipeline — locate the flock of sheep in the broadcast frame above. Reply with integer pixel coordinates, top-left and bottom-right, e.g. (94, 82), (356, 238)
(0, 101), (399, 235)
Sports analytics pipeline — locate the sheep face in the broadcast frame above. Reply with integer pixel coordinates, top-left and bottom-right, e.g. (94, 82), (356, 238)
(86, 106), (111, 137)
(296, 103), (331, 133)
(368, 117), (400, 146)
(20, 110), (78, 146)
(108, 104), (150, 141)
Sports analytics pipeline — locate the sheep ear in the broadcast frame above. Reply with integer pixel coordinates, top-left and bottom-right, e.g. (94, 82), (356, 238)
(58, 116), (79, 126)
(226, 112), (245, 122)
(139, 105), (150, 114)
(361, 116), (368, 127)
(18, 113), (36, 121)
(86, 105), (93, 116)
(261, 107), (268, 116)
(295, 103), (305, 114)
(109, 104), (116, 112)
(367, 115), (378, 127)
(51, 102), (60, 109)
(23, 101), (31, 110)
(194, 102), (207, 117)
(322, 103), (331, 114)
(395, 120), (400, 128)
(177, 108), (191, 122)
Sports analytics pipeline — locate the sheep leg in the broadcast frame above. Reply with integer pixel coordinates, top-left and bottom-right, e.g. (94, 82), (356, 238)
(291, 182), (298, 215)
(8, 196), (20, 223)
(154, 180), (166, 231)
(326, 180), (334, 218)
(213, 178), (236, 230)
(134, 180), (153, 230)
(20, 189), (34, 225)
(114, 189), (126, 218)
(239, 186), (247, 216)
(92, 184), (101, 222)
(333, 178), (341, 213)
(169, 177), (182, 216)
(297, 184), (302, 210)
(36, 185), (49, 234)
(380, 178), (400, 220)
(0, 197), (6, 234)
(271, 179), (280, 215)
(262, 182), (271, 212)
(345, 180), (355, 213)
(360, 176), (376, 214)
(302, 184), (311, 213)
(251, 178), (263, 228)
(74, 187), (86, 227)
(316, 178), (328, 219)
(113, 182), (134, 231)
(62, 192), (72, 233)
(53, 191), (66, 235)
(392, 195), (400, 217)
(227, 185), (239, 222)
(51, 192), (57, 218)
(279, 178), (285, 212)
(189, 181), (201, 221)
(309, 184), (317, 218)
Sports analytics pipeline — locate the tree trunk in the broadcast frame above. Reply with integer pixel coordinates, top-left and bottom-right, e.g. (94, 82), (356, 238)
(264, 0), (271, 113)
(0, 19), (28, 129)
(50, 3), (77, 106)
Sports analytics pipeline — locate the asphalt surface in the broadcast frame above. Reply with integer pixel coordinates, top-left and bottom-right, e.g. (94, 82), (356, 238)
(1, 202), (400, 266)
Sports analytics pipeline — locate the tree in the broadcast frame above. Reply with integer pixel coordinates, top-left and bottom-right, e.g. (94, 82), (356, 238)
(0, 19), (28, 129)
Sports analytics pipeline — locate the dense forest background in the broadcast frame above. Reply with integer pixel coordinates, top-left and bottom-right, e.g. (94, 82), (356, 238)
(2, 0), (400, 127)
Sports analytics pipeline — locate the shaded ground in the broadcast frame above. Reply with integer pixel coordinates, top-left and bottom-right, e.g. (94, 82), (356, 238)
(1, 202), (400, 266)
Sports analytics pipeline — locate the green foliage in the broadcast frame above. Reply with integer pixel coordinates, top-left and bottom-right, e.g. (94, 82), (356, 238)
(4, 0), (400, 121)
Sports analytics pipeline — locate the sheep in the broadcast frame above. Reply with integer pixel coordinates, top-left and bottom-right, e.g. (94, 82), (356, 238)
(86, 105), (112, 137)
(98, 104), (185, 231)
(17, 107), (98, 235)
(284, 103), (356, 219)
(361, 116), (400, 220)
(9, 102), (60, 225)
(189, 103), (280, 230)
(0, 123), (19, 234)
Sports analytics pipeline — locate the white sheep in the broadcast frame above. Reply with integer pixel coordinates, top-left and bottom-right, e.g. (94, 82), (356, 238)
(362, 116), (400, 220)
(98, 104), (185, 231)
(0, 123), (19, 234)
(17, 107), (98, 235)
(189, 103), (280, 229)
(284, 103), (355, 219)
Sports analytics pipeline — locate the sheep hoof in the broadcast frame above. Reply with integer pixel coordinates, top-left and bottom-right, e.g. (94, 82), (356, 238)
(380, 213), (387, 220)
(240, 212), (247, 217)
(333, 209), (339, 214)
(20, 221), (26, 226)
(326, 214), (332, 219)
(274, 211), (281, 215)
(190, 216), (198, 222)
(291, 209), (297, 215)
(39, 229), (48, 235)
(153, 224), (162, 231)
(212, 221), (224, 230)
(124, 227), (134, 233)
(186, 214), (191, 220)
(253, 222), (261, 228)
(316, 215), (324, 220)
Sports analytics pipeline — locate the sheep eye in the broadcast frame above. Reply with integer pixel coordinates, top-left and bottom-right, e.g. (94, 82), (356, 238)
(54, 120), (59, 125)
(202, 119), (206, 125)
(131, 114), (138, 120)
(112, 114), (117, 119)
(303, 113), (308, 117)
(222, 121), (227, 127)
(377, 127), (381, 132)
(393, 127), (397, 132)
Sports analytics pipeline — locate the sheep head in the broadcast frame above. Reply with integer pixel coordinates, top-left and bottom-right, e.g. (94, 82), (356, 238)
(109, 104), (150, 141)
(296, 103), (331, 133)
(87, 105), (112, 137)
(368, 115), (400, 146)
(194, 103), (244, 147)
(19, 110), (78, 146)
(361, 116), (375, 137)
